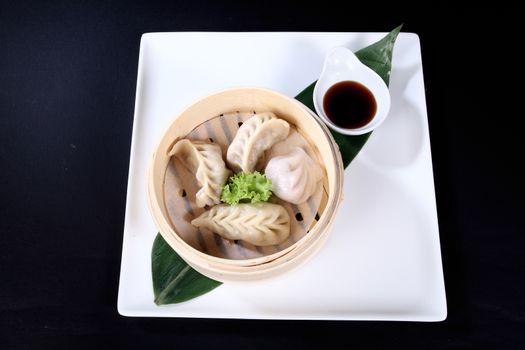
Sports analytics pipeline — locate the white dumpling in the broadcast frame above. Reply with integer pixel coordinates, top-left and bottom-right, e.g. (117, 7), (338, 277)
(227, 113), (290, 173)
(169, 139), (232, 208)
(191, 203), (290, 246)
(265, 147), (323, 204)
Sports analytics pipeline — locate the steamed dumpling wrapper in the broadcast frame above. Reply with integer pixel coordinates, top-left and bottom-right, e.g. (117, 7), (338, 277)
(265, 147), (323, 204)
(168, 139), (232, 208)
(227, 112), (290, 173)
(191, 203), (290, 246)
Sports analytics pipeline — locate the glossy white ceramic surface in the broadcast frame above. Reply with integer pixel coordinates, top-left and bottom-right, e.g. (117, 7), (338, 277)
(117, 32), (446, 321)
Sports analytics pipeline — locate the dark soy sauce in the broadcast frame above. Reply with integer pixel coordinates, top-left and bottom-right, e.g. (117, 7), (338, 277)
(323, 81), (377, 129)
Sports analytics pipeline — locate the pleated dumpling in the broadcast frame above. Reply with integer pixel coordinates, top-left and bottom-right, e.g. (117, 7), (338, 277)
(227, 113), (290, 173)
(191, 203), (290, 246)
(168, 139), (232, 208)
(265, 147), (323, 204)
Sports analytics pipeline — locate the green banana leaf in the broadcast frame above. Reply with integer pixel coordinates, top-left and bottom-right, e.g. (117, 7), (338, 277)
(152, 25), (402, 305)
(152, 233), (221, 305)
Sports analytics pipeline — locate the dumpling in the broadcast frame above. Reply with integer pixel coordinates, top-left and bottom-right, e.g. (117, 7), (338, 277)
(264, 147), (323, 204)
(227, 113), (290, 173)
(191, 203), (290, 246)
(169, 139), (231, 208)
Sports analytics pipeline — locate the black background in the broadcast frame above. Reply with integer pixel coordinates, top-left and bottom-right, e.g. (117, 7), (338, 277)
(1, 1), (523, 349)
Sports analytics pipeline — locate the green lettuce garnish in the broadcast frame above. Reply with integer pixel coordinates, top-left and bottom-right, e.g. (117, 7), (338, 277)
(220, 171), (272, 205)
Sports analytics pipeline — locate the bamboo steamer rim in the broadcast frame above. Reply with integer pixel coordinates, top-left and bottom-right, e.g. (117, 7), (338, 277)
(147, 87), (344, 281)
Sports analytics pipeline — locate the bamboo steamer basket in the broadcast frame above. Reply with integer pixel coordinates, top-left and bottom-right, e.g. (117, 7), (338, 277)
(148, 87), (344, 282)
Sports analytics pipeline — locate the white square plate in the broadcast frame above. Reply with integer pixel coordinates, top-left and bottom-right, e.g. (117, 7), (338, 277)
(117, 32), (447, 321)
